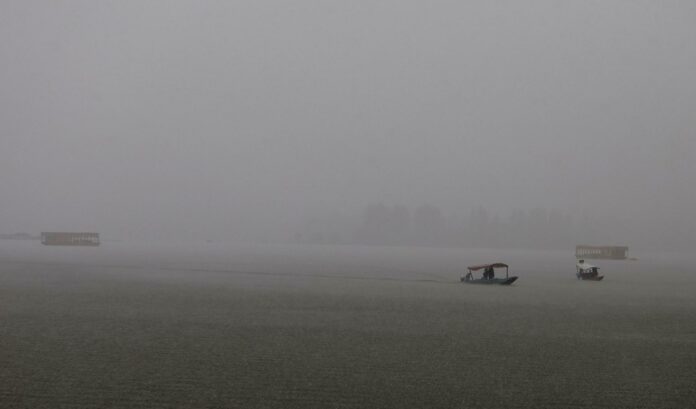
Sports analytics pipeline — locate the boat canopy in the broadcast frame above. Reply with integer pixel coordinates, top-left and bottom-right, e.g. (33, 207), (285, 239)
(576, 261), (598, 270)
(467, 263), (509, 271)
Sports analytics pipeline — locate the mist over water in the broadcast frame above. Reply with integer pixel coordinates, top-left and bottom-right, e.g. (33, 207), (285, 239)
(2, 1), (696, 408)
(1, 1), (695, 249)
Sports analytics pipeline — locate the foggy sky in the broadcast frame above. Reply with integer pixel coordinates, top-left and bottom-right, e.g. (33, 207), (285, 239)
(2, 1), (695, 245)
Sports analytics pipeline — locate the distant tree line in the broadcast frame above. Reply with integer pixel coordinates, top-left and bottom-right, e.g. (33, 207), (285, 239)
(295, 203), (695, 251)
(350, 204), (576, 249)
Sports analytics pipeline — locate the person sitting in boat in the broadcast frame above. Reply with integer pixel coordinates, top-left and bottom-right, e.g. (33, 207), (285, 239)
(484, 266), (495, 279)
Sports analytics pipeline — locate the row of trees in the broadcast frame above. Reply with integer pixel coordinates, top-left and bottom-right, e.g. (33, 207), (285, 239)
(296, 203), (689, 251)
(352, 204), (578, 248)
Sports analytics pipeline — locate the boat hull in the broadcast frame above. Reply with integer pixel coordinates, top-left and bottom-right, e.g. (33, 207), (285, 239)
(461, 276), (518, 285)
(578, 275), (604, 281)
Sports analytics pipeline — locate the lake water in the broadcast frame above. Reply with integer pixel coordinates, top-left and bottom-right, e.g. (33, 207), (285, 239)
(1, 241), (694, 408)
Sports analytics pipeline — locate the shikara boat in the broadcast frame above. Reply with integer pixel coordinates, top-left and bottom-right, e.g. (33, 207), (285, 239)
(461, 263), (518, 285)
(576, 260), (604, 281)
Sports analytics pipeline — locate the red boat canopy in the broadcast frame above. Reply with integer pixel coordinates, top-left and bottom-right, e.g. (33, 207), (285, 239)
(467, 263), (509, 271)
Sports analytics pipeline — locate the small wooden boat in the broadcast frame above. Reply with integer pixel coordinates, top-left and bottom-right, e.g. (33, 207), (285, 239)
(576, 260), (604, 281)
(461, 263), (518, 285)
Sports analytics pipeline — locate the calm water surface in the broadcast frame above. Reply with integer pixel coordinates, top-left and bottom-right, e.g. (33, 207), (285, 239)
(1, 242), (694, 408)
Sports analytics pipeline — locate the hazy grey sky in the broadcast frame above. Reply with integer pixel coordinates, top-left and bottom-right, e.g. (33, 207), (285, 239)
(2, 1), (694, 242)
